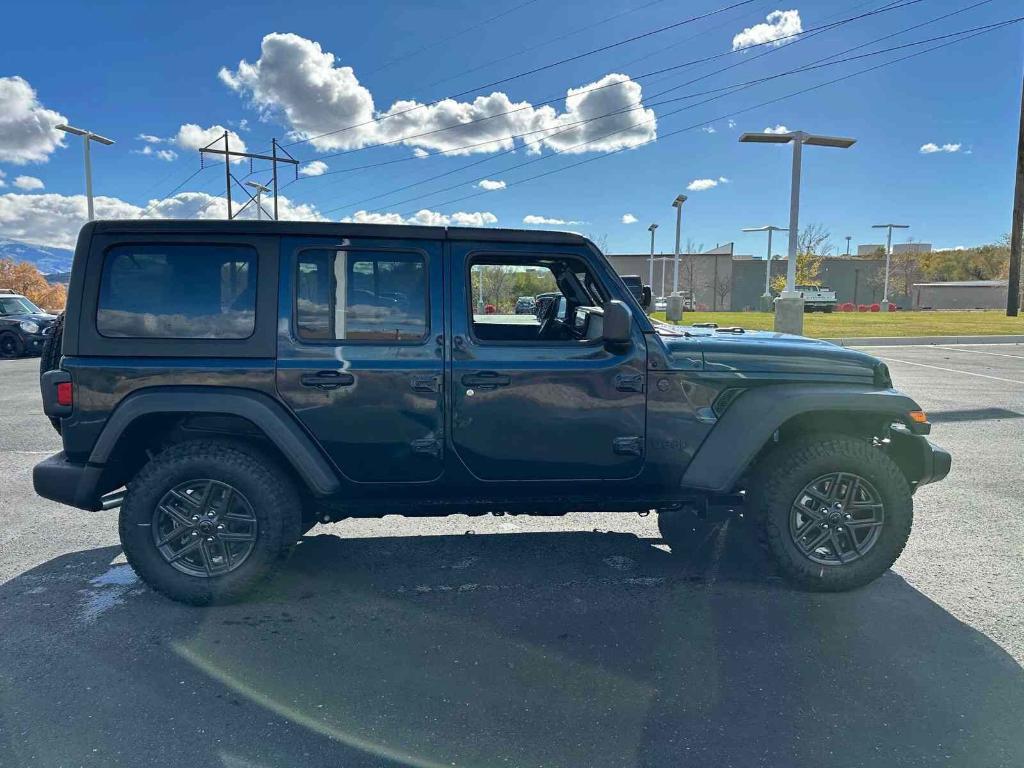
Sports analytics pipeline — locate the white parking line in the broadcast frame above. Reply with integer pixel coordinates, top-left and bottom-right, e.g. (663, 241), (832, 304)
(930, 345), (1024, 360)
(875, 355), (1024, 385)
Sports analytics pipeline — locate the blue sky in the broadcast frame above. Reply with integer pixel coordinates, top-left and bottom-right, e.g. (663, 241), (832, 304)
(0, 0), (1021, 255)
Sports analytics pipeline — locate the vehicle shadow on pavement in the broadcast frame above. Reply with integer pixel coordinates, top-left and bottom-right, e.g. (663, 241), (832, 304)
(2, 526), (1022, 768)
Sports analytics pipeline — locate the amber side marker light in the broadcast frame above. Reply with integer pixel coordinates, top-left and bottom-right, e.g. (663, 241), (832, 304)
(908, 410), (928, 424)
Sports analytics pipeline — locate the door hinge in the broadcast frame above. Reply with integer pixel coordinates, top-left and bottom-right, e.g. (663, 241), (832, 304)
(410, 374), (441, 394)
(614, 373), (644, 392)
(410, 437), (443, 458)
(612, 436), (644, 456)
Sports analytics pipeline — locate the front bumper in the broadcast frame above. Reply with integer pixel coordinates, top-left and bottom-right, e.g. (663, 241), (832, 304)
(33, 452), (105, 511)
(918, 438), (952, 486)
(21, 331), (48, 354)
(890, 431), (951, 489)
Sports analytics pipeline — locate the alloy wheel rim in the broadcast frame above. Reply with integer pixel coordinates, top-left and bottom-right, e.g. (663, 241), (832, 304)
(0, 337), (16, 356)
(152, 479), (258, 577)
(789, 472), (885, 566)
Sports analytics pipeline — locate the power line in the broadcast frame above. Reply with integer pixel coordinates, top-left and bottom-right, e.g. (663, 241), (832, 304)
(392, 17), (1021, 218)
(318, 0), (949, 213)
(294, 0), (925, 166)
(281, 0), (757, 149)
(138, 166), (209, 217)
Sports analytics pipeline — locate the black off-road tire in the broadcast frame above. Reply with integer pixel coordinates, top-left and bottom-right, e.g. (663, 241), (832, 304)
(0, 331), (24, 359)
(751, 435), (912, 592)
(119, 440), (302, 605)
(39, 312), (65, 433)
(658, 506), (725, 560)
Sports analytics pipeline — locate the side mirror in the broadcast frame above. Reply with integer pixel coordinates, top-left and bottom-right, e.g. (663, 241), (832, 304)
(641, 286), (652, 309)
(602, 300), (633, 346)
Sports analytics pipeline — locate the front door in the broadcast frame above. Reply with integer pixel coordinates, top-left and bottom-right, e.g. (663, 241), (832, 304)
(276, 235), (445, 483)
(448, 242), (647, 482)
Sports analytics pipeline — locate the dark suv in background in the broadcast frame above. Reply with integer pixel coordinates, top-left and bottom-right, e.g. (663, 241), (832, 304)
(35, 220), (948, 605)
(0, 290), (57, 358)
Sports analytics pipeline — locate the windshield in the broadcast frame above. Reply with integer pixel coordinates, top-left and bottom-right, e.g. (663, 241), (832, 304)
(0, 296), (41, 315)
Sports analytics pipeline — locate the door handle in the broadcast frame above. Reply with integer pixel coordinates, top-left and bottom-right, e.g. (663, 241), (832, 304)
(300, 371), (355, 390)
(461, 371), (511, 389)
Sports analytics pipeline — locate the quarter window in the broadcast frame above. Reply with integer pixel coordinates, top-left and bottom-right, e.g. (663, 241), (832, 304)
(296, 249), (427, 342)
(97, 244), (257, 339)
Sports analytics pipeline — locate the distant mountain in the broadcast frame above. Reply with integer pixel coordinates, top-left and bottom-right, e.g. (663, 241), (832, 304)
(0, 238), (74, 276)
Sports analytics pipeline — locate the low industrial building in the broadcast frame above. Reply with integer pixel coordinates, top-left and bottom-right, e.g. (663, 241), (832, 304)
(912, 280), (1009, 310)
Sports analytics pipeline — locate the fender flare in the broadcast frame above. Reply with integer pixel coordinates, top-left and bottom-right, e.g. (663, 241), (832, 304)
(89, 386), (341, 496)
(681, 384), (921, 493)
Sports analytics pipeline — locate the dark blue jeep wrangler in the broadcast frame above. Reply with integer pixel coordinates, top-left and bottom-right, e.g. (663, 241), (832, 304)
(34, 220), (949, 604)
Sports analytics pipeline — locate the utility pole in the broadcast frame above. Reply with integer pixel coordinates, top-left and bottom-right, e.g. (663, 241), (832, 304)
(199, 133), (298, 220)
(55, 124), (114, 221)
(1008, 69), (1024, 316)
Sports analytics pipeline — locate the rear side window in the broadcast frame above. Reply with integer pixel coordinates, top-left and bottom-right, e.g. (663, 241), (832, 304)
(97, 244), (257, 339)
(296, 249), (427, 342)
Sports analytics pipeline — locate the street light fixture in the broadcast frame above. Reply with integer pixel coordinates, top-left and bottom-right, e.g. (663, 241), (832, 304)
(55, 124), (114, 221)
(743, 225), (788, 300)
(872, 223), (909, 311)
(245, 180), (271, 221)
(740, 130), (855, 334)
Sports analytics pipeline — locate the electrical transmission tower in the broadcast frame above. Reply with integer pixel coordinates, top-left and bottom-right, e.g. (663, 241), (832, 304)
(198, 131), (299, 220)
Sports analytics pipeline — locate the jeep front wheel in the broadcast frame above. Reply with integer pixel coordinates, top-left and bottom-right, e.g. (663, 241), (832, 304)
(119, 441), (301, 605)
(752, 436), (912, 591)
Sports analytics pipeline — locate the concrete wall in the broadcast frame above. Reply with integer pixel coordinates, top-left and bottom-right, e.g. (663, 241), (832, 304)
(608, 253), (915, 312)
(913, 283), (1008, 310)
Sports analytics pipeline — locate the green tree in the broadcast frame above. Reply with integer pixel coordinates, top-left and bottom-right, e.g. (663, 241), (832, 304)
(770, 224), (828, 294)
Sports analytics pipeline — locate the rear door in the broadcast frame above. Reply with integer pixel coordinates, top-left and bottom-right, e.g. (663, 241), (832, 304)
(447, 241), (648, 482)
(276, 234), (445, 483)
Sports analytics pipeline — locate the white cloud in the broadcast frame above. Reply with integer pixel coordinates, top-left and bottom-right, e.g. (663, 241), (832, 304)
(621, 213), (638, 224)
(0, 170), (6, 188)
(701, 125), (717, 134)
(174, 124), (248, 163)
(732, 10), (802, 51)
(0, 190), (325, 249)
(13, 175), (44, 190)
(476, 179), (506, 191)
(920, 142), (961, 154)
(133, 145), (178, 162)
(137, 133), (165, 144)
(342, 209), (498, 227)
(522, 214), (585, 225)
(728, 119), (737, 129)
(299, 160), (328, 176)
(764, 124), (790, 134)
(219, 33), (656, 156)
(0, 76), (68, 165)
(412, 148), (430, 158)
(686, 177), (729, 191)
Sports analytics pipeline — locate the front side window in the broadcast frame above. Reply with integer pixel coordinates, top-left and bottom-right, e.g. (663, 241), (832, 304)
(0, 296), (41, 315)
(97, 244), (257, 339)
(296, 249), (427, 342)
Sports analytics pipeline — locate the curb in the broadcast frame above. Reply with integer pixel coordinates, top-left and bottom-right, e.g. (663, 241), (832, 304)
(823, 334), (1024, 347)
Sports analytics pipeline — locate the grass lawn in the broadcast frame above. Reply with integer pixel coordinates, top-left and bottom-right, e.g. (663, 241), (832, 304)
(648, 310), (1024, 338)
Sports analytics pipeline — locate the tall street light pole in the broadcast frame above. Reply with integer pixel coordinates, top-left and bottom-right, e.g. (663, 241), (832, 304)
(647, 223), (659, 295)
(740, 130), (856, 334)
(743, 225), (788, 306)
(1008, 68), (1024, 316)
(846, 235), (852, 256)
(245, 181), (271, 220)
(872, 223), (909, 311)
(55, 124), (115, 221)
(668, 194), (687, 322)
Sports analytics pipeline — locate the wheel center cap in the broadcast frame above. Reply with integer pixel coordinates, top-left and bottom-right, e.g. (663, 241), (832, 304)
(828, 511), (843, 524)
(198, 519), (217, 534)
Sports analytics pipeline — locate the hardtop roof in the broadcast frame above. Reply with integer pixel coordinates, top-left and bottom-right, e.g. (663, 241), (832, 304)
(86, 219), (593, 247)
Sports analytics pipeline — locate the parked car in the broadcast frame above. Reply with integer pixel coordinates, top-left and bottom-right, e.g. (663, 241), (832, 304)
(797, 285), (838, 313)
(514, 296), (536, 314)
(619, 275), (652, 310)
(533, 291), (561, 318)
(0, 290), (57, 358)
(35, 220), (949, 604)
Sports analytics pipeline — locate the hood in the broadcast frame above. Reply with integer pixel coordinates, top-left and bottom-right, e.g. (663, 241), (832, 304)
(1, 312), (56, 325)
(652, 321), (882, 382)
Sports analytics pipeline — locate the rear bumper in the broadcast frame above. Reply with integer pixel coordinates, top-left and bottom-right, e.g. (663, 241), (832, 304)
(33, 451), (104, 511)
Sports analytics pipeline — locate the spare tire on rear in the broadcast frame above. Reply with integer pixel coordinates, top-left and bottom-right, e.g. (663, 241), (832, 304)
(39, 311), (65, 434)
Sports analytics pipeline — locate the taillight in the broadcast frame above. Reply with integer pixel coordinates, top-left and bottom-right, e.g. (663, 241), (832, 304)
(56, 381), (73, 407)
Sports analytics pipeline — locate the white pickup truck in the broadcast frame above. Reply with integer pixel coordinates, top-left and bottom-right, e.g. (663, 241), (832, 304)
(797, 285), (837, 313)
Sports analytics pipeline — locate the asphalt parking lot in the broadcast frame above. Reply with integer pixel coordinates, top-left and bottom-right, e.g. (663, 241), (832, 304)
(1, 345), (1022, 768)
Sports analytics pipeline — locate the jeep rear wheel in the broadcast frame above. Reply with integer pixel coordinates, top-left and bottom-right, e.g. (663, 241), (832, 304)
(752, 436), (912, 591)
(119, 441), (301, 605)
